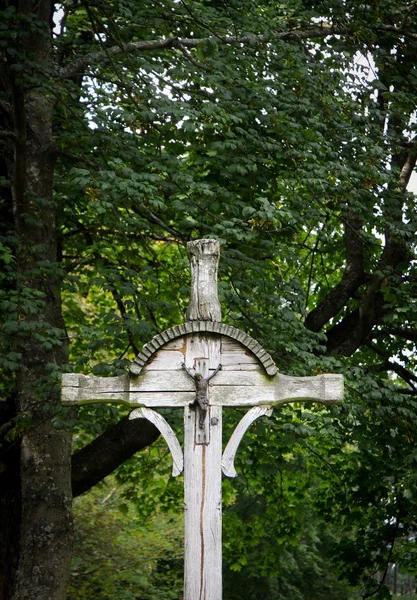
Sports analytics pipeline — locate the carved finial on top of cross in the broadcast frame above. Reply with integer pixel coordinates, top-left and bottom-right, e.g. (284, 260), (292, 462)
(186, 239), (222, 322)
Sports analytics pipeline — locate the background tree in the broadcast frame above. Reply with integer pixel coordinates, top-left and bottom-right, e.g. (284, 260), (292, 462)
(67, 481), (184, 600)
(1, 1), (417, 599)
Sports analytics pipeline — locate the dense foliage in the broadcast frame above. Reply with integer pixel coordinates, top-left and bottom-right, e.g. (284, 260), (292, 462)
(68, 480), (183, 600)
(1, 1), (417, 598)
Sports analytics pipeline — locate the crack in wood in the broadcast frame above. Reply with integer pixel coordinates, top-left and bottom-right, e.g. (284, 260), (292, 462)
(200, 444), (206, 600)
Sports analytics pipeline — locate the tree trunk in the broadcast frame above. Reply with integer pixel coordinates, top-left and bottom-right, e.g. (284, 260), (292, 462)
(12, 88), (74, 600)
(0, 2), (74, 598)
(14, 104), (73, 597)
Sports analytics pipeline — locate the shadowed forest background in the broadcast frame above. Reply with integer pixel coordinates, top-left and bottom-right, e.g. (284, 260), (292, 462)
(1, 1), (417, 599)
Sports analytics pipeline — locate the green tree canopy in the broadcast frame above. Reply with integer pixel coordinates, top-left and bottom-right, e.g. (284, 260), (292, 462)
(1, 1), (417, 599)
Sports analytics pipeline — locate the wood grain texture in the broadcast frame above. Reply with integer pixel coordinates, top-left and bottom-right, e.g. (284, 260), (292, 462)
(129, 322), (278, 376)
(185, 334), (221, 372)
(186, 239), (222, 322)
(129, 408), (183, 477)
(146, 349), (185, 371)
(275, 373), (344, 404)
(183, 334), (222, 600)
(222, 406), (273, 477)
(61, 369), (343, 408)
(210, 384), (275, 406)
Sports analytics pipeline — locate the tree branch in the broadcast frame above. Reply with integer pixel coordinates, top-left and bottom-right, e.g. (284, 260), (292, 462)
(177, 40), (210, 71)
(58, 21), (417, 82)
(377, 25), (417, 41)
(318, 149), (412, 356)
(400, 150), (417, 188)
(324, 307), (364, 356)
(60, 26), (348, 80)
(305, 214), (366, 332)
(367, 343), (417, 390)
(372, 327), (417, 343)
(132, 203), (189, 242)
(71, 415), (160, 497)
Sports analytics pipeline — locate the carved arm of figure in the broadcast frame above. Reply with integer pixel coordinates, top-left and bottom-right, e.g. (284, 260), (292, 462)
(182, 364), (222, 428)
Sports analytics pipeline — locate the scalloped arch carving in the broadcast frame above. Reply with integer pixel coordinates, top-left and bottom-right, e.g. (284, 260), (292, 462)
(130, 321), (277, 377)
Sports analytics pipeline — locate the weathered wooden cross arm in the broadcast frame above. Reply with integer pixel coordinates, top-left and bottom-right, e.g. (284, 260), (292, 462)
(62, 369), (341, 410)
(61, 239), (343, 600)
(62, 365), (341, 478)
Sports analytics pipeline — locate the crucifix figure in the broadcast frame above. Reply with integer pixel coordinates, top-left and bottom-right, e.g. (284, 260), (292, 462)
(62, 239), (343, 600)
(183, 362), (222, 429)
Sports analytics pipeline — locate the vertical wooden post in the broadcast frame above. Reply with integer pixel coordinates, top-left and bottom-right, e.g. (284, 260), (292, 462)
(184, 239), (223, 600)
(183, 359), (222, 600)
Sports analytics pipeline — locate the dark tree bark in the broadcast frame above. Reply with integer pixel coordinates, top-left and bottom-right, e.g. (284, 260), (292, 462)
(305, 214), (366, 334)
(72, 417), (159, 497)
(0, 2), (74, 598)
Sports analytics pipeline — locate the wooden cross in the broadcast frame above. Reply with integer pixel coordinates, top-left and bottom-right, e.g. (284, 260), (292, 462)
(62, 239), (343, 600)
